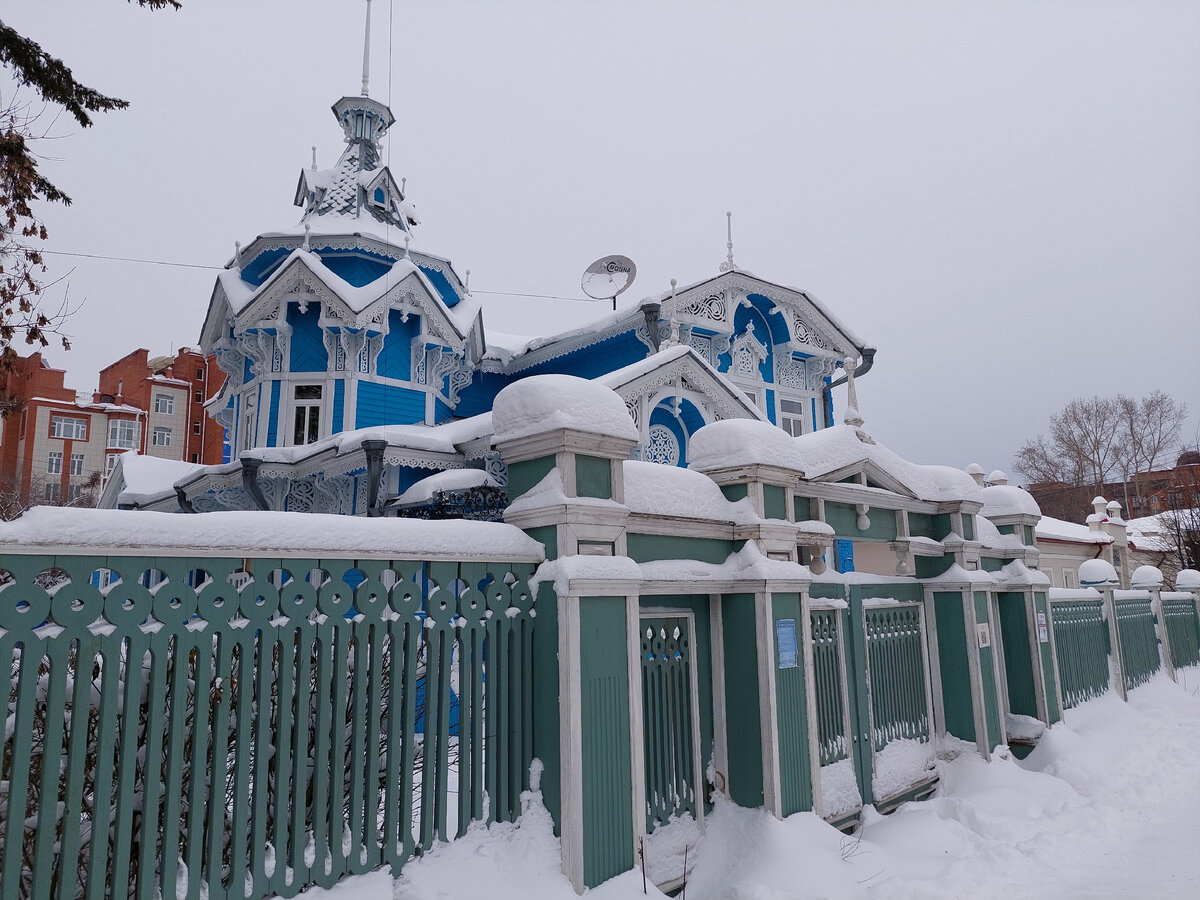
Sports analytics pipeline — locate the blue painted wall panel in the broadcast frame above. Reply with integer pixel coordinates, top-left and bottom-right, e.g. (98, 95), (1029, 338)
(287, 304), (328, 372)
(765, 389), (776, 425)
(418, 265), (461, 308)
(433, 397), (454, 423)
(333, 380), (345, 432)
(267, 380), (281, 446)
(356, 381), (425, 428)
(453, 370), (512, 418)
(522, 331), (647, 379)
(378, 310), (418, 380)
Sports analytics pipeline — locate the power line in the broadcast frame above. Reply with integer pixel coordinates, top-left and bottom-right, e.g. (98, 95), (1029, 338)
(40, 249), (222, 271)
(40, 248), (601, 303)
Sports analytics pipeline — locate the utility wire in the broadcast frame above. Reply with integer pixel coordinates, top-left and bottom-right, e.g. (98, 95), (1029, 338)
(38, 248), (599, 302)
(40, 249), (222, 270)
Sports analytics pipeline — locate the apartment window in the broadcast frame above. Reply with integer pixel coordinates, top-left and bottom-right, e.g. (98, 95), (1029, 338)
(70, 453), (85, 476)
(67, 484), (83, 502)
(104, 454), (120, 479)
(108, 419), (139, 449)
(778, 398), (809, 437)
(193, 420), (201, 435)
(44, 482), (61, 504)
(152, 426), (173, 447)
(47, 450), (63, 474)
(292, 384), (322, 446)
(196, 367), (205, 381)
(194, 390), (203, 403)
(50, 415), (88, 440)
(153, 393), (175, 414)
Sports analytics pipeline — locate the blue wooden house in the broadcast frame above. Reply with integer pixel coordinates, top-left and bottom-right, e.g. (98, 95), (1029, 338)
(115, 85), (871, 515)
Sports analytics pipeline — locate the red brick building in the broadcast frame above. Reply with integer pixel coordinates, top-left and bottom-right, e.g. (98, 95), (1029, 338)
(0, 348), (225, 512)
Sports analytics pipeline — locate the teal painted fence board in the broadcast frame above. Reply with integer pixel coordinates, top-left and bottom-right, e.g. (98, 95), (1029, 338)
(772, 594), (812, 816)
(810, 607), (849, 767)
(1163, 594), (1200, 668)
(864, 604), (930, 752)
(1049, 597), (1110, 709)
(1114, 593), (1160, 690)
(720, 594), (763, 808)
(579, 597), (633, 889)
(640, 616), (698, 830)
(0, 552), (536, 900)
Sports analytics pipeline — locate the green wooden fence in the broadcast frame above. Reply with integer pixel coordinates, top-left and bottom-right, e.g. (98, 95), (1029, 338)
(864, 605), (930, 752)
(1162, 593), (1200, 669)
(0, 553), (537, 900)
(1049, 597), (1110, 709)
(810, 608), (848, 768)
(640, 616), (697, 832)
(1114, 592), (1160, 691)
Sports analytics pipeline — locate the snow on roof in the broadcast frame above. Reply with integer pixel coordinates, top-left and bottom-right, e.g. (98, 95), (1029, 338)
(975, 515), (1027, 551)
(688, 418), (803, 471)
(241, 413), (493, 465)
(623, 460), (760, 524)
(1035, 515), (1112, 544)
(805, 426), (982, 503)
(118, 454), (206, 506)
(1124, 511), (1193, 553)
(980, 484), (1042, 518)
(394, 468), (496, 505)
(492, 375), (637, 444)
(689, 421), (980, 503)
(0, 507), (544, 561)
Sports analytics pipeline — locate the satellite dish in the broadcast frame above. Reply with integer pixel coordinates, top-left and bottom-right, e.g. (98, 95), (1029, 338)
(581, 255), (637, 308)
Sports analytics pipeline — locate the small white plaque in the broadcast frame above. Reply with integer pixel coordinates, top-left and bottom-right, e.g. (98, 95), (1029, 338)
(976, 622), (991, 648)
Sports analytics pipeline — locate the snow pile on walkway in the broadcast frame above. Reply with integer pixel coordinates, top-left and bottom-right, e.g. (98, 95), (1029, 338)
(277, 670), (1200, 899)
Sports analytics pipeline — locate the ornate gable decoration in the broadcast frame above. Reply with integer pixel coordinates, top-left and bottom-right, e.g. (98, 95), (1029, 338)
(729, 321), (769, 380)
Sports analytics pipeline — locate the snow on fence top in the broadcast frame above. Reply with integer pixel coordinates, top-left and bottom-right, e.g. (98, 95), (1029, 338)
(0, 507), (545, 561)
(491, 374), (638, 444)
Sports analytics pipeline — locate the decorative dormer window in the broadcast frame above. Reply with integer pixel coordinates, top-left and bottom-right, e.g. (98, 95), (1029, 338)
(373, 186), (386, 206)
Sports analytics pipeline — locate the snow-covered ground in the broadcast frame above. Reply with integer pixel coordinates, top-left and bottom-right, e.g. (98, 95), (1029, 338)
(277, 669), (1200, 900)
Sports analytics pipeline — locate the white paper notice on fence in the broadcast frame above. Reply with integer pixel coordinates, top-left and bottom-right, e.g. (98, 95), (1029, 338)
(1037, 611), (1049, 643)
(776, 618), (799, 668)
(976, 622), (991, 649)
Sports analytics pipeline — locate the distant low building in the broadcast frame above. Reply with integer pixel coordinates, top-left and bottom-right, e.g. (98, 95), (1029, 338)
(0, 347), (225, 514)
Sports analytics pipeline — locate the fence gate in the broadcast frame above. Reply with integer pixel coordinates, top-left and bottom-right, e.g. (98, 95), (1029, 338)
(640, 614), (701, 833)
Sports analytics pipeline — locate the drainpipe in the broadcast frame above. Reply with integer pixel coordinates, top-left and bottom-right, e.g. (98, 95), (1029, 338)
(821, 347), (876, 425)
(362, 438), (388, 516)
(641, 302), (663, 352)
(175, 486), (197, 514)
(241, 457), (269, 510)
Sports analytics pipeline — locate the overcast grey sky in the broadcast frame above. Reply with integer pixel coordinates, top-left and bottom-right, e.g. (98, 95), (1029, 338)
(6, 0), (1199, 477)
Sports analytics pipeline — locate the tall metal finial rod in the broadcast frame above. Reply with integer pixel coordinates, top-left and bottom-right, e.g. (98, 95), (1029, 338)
(361, 0), (372, 97)
(719, 211), (737, 272)
(660, 278), (681, 352)
(311, 146), (317, 169)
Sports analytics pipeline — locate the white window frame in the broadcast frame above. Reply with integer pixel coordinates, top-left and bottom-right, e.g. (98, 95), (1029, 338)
(778, 396), (811, 437)
(67, 483), (83, 502)
(289, 383), (326, 447)
(108, 419), (140, 450)
(104, 454), (121, 480)
(1062, 569), (1076, 589)
(152, 426), (173, 447)
(47, 450), (63, 474)
(50, 415), (88, 440)
(44, 482), (61, 504)
(153, 393), (175, 414)
(69, 453), (85, 476)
